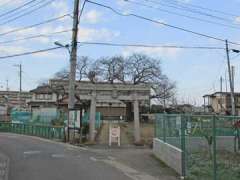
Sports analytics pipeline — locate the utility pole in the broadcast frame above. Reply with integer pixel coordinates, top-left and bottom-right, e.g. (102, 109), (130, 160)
(14, 64), (22, 108)
(220, 76), (223, 93)
(6, 79), (9, 91)
(220, 76), (223, 113)
(67, 0), (80, 141)
(225, 40), (235, 115)
(225, 70), (228, 92)
(231, 66), (235, 92)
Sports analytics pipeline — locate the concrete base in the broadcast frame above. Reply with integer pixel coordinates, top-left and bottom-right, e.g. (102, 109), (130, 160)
(153, 138), (182, 175)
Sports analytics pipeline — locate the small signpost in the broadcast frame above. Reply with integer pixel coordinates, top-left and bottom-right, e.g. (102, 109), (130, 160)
(109, 124), (121, 147)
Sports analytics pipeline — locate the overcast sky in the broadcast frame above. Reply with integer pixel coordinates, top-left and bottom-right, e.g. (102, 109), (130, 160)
(0, 0), (240, 105)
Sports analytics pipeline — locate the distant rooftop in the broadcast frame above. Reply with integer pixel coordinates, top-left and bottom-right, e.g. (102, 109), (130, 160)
(203, 91), (240, 98)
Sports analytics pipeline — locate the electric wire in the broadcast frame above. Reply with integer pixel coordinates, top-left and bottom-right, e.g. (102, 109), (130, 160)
(144, 0), (236, 22)
(159, 0), (239, 18)
(86, 0), (240, 46)
(0, 0), (38, 19)
(0, 0), (56, 25)
(77, 41), (225, 50)
(126, 0), (240, 30)
(0, 14), (71, 37)
(0, 47), (63, 59)
(0, 29), (72, 44)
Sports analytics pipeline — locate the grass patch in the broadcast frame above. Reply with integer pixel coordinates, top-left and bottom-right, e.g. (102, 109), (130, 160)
(186, 151), (240, 180)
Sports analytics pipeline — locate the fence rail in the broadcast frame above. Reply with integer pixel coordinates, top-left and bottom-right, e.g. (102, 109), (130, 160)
(154, 114), (240, 180)
(0, 122), (65, 141)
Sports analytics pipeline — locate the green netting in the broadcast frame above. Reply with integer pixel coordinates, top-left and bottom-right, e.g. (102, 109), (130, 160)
(10, 110), (67, 125)
(9, 110), (101, 129)
(155, 114), (240, 180)
(82, 112), (101, 129)
(11, 111), (32, 124)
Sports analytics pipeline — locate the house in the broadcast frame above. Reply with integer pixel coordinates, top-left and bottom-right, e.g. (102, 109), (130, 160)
(0, 91), (31, 109)
(203, 92), (240, 115)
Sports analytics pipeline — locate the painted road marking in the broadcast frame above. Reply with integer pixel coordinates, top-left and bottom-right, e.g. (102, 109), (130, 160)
(103, 159), (158, 180)
(51, 154), (65, 158)
(66, 145), (88, 151)
(23, 151), (41, 155)
(108, 156), (116, 160)
(89, 157), (97, 162)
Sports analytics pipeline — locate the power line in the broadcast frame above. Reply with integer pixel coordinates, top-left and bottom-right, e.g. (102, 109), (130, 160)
(160, 0), (239, 18)
(0, 29), (72, 44)
(126, 0), (240, 30)
(144, 0), (236, 22)
(0, 0), (48, 19)
(145, 0), (237, 21)
(0, 14), (70, 37)
(0, 0), (56, 25)
(79, 0), (87, 21)
(0, 41), (226, 60)
(0, 47), (63, 59)
(77, 41), (225, 50)
(0, 0), (38, 19)
(86, 0), (240, 46)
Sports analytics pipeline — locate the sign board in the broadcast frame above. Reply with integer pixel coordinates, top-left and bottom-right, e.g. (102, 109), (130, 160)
(68, 110), (76, 128)
(109, 125), (120, 146)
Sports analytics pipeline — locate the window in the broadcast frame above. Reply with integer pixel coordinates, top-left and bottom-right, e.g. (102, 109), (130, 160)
(36, 94), (52, 100)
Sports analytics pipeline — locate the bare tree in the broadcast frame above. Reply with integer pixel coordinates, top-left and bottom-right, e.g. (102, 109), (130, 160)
(125, 53), (163, 84)
(94, 56), (125, 83)
(53, 53), (176, 103)
(54, 68), (69, 80)
(37, 79), (49, 86)
(76, 56), (89, 81)
(151, 77), (176, 108)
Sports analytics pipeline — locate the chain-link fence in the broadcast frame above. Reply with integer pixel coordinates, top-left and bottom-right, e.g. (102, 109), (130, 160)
(154, 114), (240, 180)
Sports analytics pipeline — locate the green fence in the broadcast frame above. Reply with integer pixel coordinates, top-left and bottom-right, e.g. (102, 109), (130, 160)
(155, 114), (240, 180)
(82, 112), (102, 129)
(0, 122), (65, 141)
(10, 110), (66, 126)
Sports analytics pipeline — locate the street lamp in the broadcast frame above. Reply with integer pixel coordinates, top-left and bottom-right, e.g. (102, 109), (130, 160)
(232, 49), (240, 53)
(54, 41), (71, 54)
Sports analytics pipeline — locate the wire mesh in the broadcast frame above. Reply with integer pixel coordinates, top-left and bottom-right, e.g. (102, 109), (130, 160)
(155, 114), (240, 180)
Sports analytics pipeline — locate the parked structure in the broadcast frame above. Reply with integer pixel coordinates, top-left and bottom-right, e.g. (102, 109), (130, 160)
(203, 92), (240, 115)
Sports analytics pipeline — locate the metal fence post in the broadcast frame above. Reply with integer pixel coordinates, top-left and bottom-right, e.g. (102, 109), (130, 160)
(181, 115), (186, 178)
(212, 115), (217, 180)
(154, 115), (157, 138)
(163, 114), (166, 142)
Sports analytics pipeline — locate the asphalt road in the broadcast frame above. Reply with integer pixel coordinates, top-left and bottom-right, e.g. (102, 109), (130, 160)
(0, 133), (134, 180)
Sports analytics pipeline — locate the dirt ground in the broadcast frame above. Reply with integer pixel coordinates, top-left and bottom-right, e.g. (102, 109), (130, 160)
(121, 122), (155, 146)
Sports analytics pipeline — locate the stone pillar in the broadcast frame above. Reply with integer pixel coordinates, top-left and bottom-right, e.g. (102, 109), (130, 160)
(89, 93), (96, 142)
(134, 100), (141, 143)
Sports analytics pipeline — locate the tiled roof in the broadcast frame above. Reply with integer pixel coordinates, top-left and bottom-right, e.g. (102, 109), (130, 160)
(30, 85), (54, 93)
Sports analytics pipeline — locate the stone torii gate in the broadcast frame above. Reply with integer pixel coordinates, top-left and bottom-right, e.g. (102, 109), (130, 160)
(50, 80), (151, 143)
